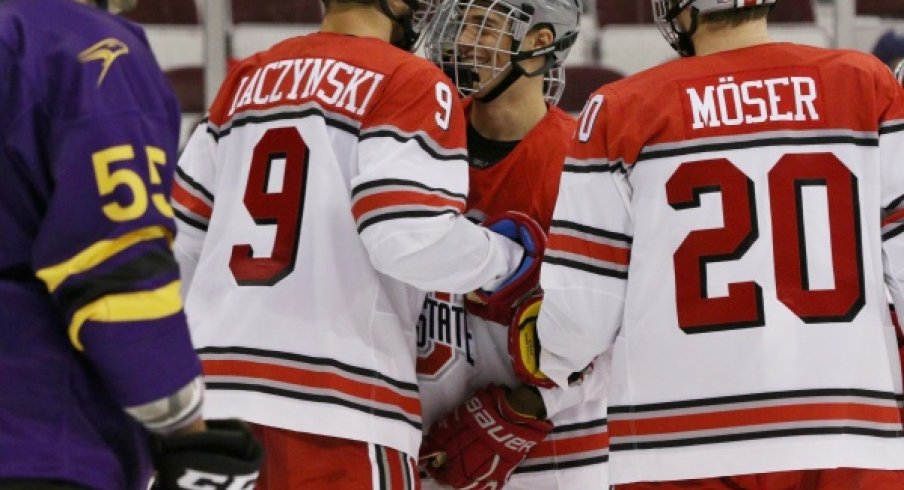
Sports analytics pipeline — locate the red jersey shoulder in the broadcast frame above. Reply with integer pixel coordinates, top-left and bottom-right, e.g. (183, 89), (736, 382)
(522, 105), (577, 174)
(544, 105), (578, 138)
(467, 107), (574, 229)
(362, 52), (466, 149)
(581, 43), (899, 164)
(207, 33), (423, 127)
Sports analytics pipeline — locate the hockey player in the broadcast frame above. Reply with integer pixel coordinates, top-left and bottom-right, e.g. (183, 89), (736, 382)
(510, 0), (904, 488)
(171, 0), (544, 488)
(0, 0), (261, 489)
(415, 1), (611, 489)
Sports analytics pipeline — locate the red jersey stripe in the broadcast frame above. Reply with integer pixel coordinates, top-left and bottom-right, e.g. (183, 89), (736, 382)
(549, 233), (630, 265)
(610, 402), (902, 437)
(172, 180), (213, 219)
(202, 359), (421, 418)
(883, 208), (904, 227)
(529, 431), (610, 458)
(352, 191), (465, 221)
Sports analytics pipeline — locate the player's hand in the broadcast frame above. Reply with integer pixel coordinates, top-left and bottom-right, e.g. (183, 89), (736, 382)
(509, 292), (594, 388)
(420, 384), (553, 489)
(474, 211), (545, 308)
(151, 419), (263, 490)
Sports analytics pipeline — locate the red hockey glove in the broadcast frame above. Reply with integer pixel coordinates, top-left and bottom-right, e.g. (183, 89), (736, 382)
(474, 211), (545, 309)
(420, 385), (553, 489)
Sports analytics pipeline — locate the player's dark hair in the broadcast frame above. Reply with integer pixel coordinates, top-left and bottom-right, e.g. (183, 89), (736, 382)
(699, 5), (771, 27)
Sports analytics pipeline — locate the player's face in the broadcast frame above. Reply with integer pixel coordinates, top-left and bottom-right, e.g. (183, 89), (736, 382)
(455, 3), (515, 92)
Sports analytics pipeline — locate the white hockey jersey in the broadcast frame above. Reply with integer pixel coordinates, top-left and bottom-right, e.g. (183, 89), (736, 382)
(537, 43), (904, 483)
(172, 32), (523, 458)
(417, 102), (609, 489)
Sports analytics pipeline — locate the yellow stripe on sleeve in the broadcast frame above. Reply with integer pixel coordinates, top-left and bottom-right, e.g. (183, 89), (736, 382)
(36, 226), (173, 292)
(68, 280), (184, 351)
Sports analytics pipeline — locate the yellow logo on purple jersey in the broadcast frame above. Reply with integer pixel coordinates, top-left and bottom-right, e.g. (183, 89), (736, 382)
(78, 38), (130, 87)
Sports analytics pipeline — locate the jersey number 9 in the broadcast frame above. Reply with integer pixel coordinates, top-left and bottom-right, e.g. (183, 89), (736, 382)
(229, 127), (310, 286)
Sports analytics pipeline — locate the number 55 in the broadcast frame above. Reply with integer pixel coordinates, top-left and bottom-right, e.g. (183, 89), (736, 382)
(92, 144), (174, 222)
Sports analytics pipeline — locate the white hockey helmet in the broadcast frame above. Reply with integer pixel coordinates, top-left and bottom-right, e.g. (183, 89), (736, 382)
(653, 0), (777, 56)
(426, 0), (581, 103)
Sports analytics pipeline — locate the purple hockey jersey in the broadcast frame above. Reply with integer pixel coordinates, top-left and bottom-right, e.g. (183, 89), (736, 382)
(0, 0), (201, 488)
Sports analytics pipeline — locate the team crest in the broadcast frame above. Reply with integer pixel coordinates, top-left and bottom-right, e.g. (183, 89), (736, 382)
(416, 292), (476, 378)
(78, 38), (130, 87)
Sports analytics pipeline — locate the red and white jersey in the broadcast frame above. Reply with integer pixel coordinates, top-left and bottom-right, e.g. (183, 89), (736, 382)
(172, 32), (524, 458)
(417, 103), (610, 488)
(537, 42), (904, 483)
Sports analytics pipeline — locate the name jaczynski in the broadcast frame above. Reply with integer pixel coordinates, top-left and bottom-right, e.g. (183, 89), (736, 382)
(227, 57), (385, 116)
(687, 75), (820, 129)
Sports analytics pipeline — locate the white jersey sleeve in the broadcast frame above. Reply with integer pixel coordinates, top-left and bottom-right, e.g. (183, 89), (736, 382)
(538, 93), (630, 387)
(878, 68), (904, 332)
(171, 121), (217, 296)
(538, 351), (610, 419)
(353, 66), (522, 293)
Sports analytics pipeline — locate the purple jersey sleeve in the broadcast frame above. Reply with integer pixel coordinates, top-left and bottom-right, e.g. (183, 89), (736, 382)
(0, 0), (200, 408)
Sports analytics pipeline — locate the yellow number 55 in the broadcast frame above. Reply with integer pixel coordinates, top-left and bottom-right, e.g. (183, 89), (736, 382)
(92, 144), (174, 222)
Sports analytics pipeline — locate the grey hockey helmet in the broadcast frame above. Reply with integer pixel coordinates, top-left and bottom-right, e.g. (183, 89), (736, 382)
(653, 0), (778, 56)
(426, 0), (581, 103)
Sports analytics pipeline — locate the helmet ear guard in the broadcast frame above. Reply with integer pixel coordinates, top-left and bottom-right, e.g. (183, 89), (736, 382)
(379, 0), (418, 51)
(379, 0), (441, 51)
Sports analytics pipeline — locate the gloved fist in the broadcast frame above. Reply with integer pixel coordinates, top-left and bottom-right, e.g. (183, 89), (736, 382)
(420, 385), (553, 489)
(474, 211), (546, 308)
(509, 293), (557, 388)
(152, 419), (263, 490)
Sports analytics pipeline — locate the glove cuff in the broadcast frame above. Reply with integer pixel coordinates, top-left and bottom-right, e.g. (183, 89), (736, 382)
(475, 211), (546, 307)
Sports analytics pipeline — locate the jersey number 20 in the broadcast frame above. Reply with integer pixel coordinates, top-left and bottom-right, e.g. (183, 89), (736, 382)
(667, 153), (864, 333)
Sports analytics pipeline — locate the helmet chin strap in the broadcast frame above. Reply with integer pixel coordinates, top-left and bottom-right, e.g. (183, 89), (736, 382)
(472, 32), (573, 104)
(378, 0), (419, 51)
(667, 2), (700, 57)
(474, 55), (555, 103)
